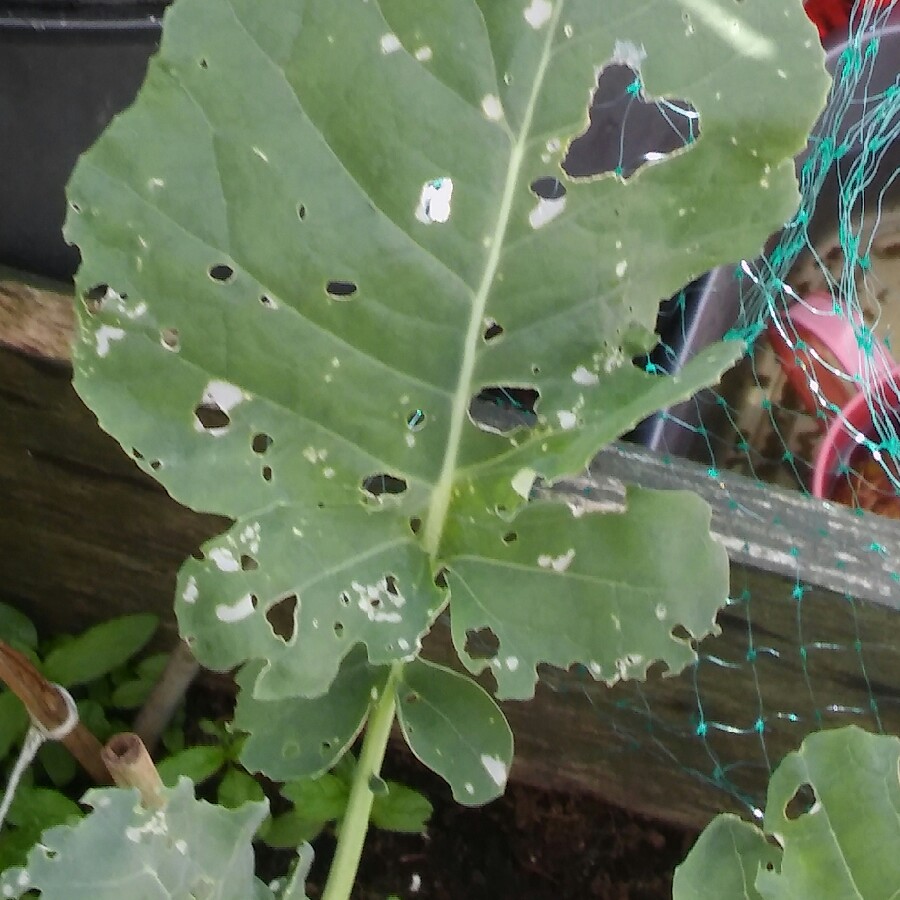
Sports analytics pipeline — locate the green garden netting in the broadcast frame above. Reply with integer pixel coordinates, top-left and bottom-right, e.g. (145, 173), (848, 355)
(535, 0), (900, 820)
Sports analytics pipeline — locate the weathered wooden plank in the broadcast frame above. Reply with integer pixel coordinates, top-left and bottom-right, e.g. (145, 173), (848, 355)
(3, 282), (900, 831)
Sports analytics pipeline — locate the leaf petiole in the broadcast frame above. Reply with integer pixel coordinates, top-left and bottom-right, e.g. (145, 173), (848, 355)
(320, 661), (403, 900)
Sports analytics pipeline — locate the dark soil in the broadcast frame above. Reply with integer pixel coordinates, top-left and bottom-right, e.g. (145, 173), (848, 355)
(295, 749), (694, 900)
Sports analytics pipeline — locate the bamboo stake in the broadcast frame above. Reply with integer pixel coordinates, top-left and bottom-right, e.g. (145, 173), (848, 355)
(0, 640), (110, 784)
(101, 733), (165, 809)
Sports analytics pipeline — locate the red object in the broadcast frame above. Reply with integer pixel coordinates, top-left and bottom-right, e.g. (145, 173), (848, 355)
(812, 364), (900, 516)
(804, 0), (893, 39)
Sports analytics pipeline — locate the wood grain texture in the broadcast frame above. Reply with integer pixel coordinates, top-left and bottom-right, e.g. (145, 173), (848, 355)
(3, 284), (900, 829)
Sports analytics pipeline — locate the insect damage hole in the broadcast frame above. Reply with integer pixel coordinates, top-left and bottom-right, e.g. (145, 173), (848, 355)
(208, 263), (235, 283)
(469, 386), (539, 435)
(784, 783), (817, 820)
(193, 380), (244, 436)
(251, 433), (273, 454)
(82, 283), (109, 314)
(562, 57), (700, 181)
(361, 473), (408, 497)
(464, 627), (500, 661)
(326, 280), (358, 299)
(483, 319), (504, 342)
(194, 403), (231, 432)
(266, 594), (298, 643)
(240, 554), (258, 571)
(160, 328), (180, 351)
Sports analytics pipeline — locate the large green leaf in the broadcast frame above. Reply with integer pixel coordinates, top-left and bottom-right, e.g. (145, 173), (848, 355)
(674, 726), (900, 899)
(0, 780), (285, 900)
(66, 0), (828, 764)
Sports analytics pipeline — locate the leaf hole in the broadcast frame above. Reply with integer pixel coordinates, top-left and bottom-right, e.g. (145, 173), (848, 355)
(384, 575), (400, 596)
(69, 201), (82, 214)
(132, 448), (144, 460)
(434, 568), (448, 589)
(194, 403), (231, 433)
(160, 328), (180, 351)
(333, 621), (345, 637)
(529, 176), (567, 200)
(266, 594), (297, 643)
(502, 531), (518, 545)
(297, 203), (307, 221)
(470, 386), (539, 435)
(483, 319), (504, 342)
(670, 624), (693, 642)
(339, 591), (351, 607)
(208, 264), (235, 283)
(361, 473), (408, 497)
(326, 280), (358, 299)
(259, 294), (277, 309)
(785, 783), (816, 820)
(252, 433), (273, 454)
(409, 517), (422, 535)
(198, 57), (209, 69)
(562, 63), (700, 181)
(464, 627), (500, 660)
(406, 409), (427, 431)
(240, 554), (258, 572)
(83, 283), (108, 313)
(321, 740), (333, 754)
(190, 549), (205, 561)
(149, 459), (161, 471)
(262, 465), (273, 482)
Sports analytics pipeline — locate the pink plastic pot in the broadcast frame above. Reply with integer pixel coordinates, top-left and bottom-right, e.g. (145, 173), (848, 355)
(768, 292), (893, 423)
(812, 363), (900, 503)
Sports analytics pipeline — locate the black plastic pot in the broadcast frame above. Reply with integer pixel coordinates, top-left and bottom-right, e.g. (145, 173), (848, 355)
(0, 1), (167, 279)
(634, 10), (900, 460)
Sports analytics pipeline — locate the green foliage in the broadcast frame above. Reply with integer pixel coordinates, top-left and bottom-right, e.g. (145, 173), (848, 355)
(262, 752), (433, 848)
(64, 0), (827, 821)
(674, 726), (900, 899)
(0, 780), (310, 900)
(42, 614), (158, 687)
(0, 605), (160, 870)
(45, 0), (830, 894)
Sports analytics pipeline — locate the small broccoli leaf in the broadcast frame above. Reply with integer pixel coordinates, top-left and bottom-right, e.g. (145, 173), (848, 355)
(395, 659), (512, 806)
(370, 781), (433, 834)
(235, 646), (389, 781)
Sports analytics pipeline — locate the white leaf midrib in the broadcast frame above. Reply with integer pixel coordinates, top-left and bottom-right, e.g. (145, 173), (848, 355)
(422, 3), (564, 556)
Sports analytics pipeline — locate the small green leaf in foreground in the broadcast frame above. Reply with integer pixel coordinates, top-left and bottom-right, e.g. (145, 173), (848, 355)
(674, 726), (900, 899)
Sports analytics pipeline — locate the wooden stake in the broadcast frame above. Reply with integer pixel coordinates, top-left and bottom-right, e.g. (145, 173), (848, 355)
(0, 640), (110, 784)
(101, 733), (165, 809)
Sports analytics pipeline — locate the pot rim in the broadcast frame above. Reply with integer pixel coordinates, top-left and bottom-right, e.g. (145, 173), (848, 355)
(812, 364), (900, 499)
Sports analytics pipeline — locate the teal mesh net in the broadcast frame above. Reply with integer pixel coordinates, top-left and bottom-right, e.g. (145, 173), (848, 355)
(536, 0), (900, 822)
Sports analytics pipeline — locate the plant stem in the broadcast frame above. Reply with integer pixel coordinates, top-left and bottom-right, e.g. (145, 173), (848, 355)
(321, 662), (402, 900)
